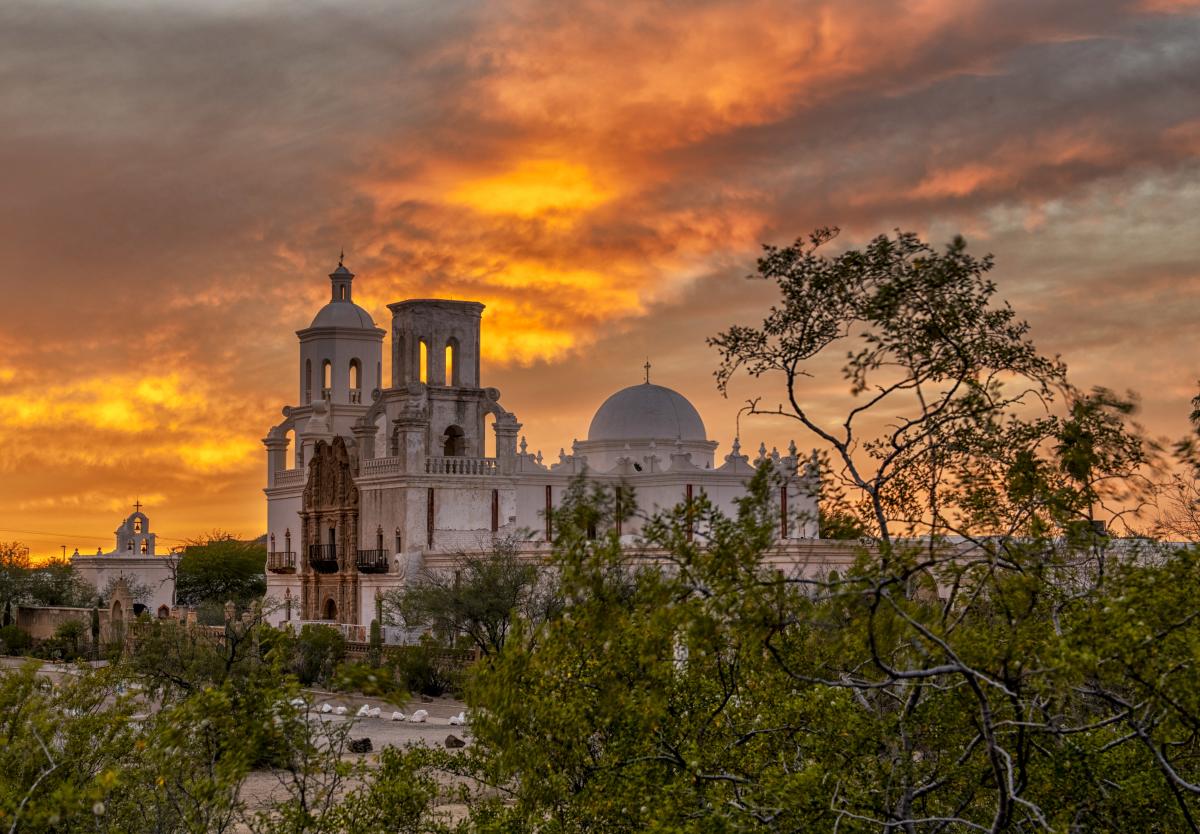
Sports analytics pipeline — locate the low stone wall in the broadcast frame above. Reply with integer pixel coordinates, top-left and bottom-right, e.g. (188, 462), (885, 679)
(16, 606), (116, 642)
(343, 642), (478, 669)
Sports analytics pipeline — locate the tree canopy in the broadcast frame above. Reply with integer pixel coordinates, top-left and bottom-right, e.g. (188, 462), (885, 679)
(174, 532), (266, 607)
(385, 537), (559, 657)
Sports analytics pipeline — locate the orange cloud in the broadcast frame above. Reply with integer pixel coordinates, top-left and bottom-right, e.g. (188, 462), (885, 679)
(449, 159), (615, 219)
(1138, 0), (1200, 11)
(2, 0), (1199, 556)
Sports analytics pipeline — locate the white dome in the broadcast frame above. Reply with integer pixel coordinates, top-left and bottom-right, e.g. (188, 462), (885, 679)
(309, 300), (376, 329)
(587, 383), (707, 442)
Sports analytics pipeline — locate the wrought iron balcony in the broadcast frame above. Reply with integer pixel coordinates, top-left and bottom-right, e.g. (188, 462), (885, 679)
(267, 550), (296, 574)
(355, 549), (389, 574)
(308, 543), (339, 573)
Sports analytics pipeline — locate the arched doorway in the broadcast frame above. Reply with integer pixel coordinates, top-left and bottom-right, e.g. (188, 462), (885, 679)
(323, 598), (337, 621)
(442, 425), (466, 457)
(157, 605), (170, 619)
(111, 599), (123, 621)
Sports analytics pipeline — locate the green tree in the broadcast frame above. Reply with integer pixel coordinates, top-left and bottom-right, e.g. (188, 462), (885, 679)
(368, 617), (383, 669)
(175, 532), (266, 607)
(451, 230), (1192, 832)
(384, 537), (558, 657)
(0, 543), (31, 614)
(25, 558), (96, 607)
(288, 623), (346, 687)
(710, 228), (1071, 546)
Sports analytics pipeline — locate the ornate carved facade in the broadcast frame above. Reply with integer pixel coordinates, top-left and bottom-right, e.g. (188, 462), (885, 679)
(299, 436), (360, 623)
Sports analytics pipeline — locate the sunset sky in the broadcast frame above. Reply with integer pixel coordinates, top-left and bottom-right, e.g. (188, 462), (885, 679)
(2, 0), (1200, 556)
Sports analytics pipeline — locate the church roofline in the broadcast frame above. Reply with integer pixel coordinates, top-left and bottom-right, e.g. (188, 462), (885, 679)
(295, 324), (387, 339)
(387, 298), (485, 315)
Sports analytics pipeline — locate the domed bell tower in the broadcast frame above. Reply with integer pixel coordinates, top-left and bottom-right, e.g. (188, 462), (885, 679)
(297, 256), (385, 411)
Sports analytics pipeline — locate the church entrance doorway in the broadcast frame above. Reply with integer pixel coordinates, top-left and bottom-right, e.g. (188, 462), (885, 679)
(323, 598), (337, 621)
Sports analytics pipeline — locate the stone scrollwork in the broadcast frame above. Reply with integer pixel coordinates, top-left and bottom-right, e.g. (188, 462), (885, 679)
(303, 436), (359, 511)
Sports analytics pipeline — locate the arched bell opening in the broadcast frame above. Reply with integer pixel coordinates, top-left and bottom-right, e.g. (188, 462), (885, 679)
(442, 425), (466, 457)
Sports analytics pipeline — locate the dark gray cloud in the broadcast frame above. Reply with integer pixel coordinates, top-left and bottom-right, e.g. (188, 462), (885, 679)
(0, 0), (1198, 551)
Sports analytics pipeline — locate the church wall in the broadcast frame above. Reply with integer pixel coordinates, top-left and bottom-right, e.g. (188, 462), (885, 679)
(267, 492), (303, 555)
(427, 393), (485, 458)
(358, 484), (404, 554)
(72, 557), (176, 611)
(511, 472), (819, 543)
(515, 480), (554, 540)
(264, 574), (302, 627)
(434, 484), (493, 533)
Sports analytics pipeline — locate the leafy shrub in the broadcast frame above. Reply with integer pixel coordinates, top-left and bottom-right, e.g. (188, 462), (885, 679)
(330, 660), (406, 702)
(29, 618), (90, 661)
(388, 640), (460, 697)
(292, 624), (346, 687)
(0, 624), (31, 655)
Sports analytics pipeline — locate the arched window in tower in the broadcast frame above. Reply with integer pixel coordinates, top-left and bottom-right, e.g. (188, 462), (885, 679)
(133, 518), (142, 534)
(140, 539), (148, 554)
(305, 359), (312, 403)
(419, 340), (428, 384)
(442, 425), (466, 457)
(339, 284), (347, 300)
(445, 338), (459, 386)
(284, 428), (296, 469)
(349, 358), (362, 403)
(322, 359), (332, 398)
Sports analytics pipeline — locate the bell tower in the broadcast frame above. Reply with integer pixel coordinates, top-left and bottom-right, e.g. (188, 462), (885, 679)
(389, 299), (488, 458)
(296, 257), (385, 410)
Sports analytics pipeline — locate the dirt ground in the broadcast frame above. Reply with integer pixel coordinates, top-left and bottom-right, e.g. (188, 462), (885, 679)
(238, 690), (476, 823)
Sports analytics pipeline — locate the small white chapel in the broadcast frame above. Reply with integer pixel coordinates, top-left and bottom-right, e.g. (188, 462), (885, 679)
(70, 503), (178, 617)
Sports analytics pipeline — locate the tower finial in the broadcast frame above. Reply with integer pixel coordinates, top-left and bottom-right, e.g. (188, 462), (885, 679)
(338, 248), (344, 268)
(133, 497), (142, 514)
(644, 359), (651, 384)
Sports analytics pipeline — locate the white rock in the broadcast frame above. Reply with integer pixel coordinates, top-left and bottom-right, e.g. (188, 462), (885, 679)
(408, 709), (428, 723)
(390, 711), (406, 722)
(319, 703), (332, 714)
(289, 697), (306, 707)
(367, 706), (382, 718)
(356, 704), (371, 718)
(334, 706), (348, 716)
(448, 711), (466, 726)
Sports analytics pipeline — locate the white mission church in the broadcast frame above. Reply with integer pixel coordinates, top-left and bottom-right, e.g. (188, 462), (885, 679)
(262, 260), (824, 629)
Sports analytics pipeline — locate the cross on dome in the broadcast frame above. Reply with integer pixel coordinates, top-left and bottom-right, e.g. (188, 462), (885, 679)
(644, 359), (651, 384)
